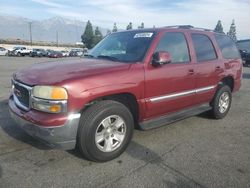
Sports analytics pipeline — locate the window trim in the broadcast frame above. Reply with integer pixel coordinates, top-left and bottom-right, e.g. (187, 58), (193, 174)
(191, 33), (218, 63)
(154, 32), (191, 64)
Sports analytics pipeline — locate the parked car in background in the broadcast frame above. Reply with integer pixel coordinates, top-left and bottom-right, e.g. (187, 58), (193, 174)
(7, 47), (21, 56)
(45, 49), (54, 57)
(69, 50), (77, 57)
(9, 26), (242, 162)
(48, 51), (63, 58)
(61, 50), (70, 57)
(83, 47), (88, 54)
(30, 49), (47, 57)
(237, 39), (250, 66)
(69, 48), (83, 57)
(0, 47), (8, 56)
(14, 47), (32, 56)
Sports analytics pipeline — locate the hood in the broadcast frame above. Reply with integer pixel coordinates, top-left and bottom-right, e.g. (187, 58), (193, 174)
(14, 58), (131, 86)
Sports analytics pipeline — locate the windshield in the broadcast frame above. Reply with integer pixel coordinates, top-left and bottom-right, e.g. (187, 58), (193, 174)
(237, 40), (250, 52)
(88, 31), (156, 63)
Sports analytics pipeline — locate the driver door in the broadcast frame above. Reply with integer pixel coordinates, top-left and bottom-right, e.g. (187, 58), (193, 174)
(144, 32), (196, 119)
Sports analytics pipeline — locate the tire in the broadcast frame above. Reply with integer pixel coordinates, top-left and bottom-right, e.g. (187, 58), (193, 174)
(17, 52), (21, 57)
(77, 100), (134, 162)
(210, 85), (232, 119)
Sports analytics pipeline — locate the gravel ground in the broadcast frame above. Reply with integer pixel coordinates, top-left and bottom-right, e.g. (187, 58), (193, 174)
(0, 56), (249, 188)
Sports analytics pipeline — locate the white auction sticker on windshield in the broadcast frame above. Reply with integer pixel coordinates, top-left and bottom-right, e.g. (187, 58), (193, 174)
(134, 32), (153, 38)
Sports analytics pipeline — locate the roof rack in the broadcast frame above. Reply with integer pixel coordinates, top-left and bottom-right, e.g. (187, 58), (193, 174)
(164, 25), (213, 32)
(165, 25), (194, 29)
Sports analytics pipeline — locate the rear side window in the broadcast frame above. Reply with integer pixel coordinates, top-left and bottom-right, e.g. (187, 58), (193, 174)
(215, 34), (240, 59)
(191, 34), (217, 62)
(155, 32), (190, 63)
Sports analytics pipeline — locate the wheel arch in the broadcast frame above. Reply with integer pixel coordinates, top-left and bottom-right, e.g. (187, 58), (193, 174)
(83, 92), (140, 124)
(219, 76), (234, 91)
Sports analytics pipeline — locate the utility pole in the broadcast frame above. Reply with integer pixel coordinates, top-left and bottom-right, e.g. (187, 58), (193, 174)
(29, 22), (33, 46)
(75, 19), (78, 43)
(56, 30), (58, 47)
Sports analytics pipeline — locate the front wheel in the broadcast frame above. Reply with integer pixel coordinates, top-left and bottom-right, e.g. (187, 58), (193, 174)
(210, 85), (232, 119)
(77, 100), (134, 162)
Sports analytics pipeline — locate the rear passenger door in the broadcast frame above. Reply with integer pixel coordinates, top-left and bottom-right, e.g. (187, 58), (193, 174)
(190, 33), (220, 105)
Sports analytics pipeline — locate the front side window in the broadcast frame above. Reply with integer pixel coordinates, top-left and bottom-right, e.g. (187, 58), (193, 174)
(216, 34), (240, 59)
(191, 34), (217, 62)
(155, 32), (190, 63)
(88, 31), (156, 63)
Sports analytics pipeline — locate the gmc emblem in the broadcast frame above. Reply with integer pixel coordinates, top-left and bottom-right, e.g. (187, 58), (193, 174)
(14, 88), (22, 98)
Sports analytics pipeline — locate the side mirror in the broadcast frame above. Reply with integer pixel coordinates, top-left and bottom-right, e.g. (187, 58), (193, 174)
(152, 51), (172, 67)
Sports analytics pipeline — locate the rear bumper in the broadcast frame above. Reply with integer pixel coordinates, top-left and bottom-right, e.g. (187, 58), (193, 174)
(9, 97), (81, 150)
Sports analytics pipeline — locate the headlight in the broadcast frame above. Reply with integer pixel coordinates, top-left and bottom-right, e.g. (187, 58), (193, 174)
(32, 86), (68, 113)
(33, 86), (68, 100)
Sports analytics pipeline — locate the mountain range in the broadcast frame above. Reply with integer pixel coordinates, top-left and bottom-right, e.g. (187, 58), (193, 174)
(0, 15), (108, 44)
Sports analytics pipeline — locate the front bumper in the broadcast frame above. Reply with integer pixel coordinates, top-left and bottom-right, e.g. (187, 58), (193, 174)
(9, 97), (81, 150)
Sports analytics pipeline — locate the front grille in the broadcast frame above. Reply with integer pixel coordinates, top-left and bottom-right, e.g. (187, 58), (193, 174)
(14, 82), (30, 110)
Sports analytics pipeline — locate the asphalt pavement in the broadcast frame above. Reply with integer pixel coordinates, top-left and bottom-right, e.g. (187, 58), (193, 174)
(0, 56), (249, 188)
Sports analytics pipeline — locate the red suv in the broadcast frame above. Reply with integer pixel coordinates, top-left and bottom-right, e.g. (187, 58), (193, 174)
(9, 26), (242, 161)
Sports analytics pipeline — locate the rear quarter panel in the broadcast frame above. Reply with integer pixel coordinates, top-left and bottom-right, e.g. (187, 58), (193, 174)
(210, 33), (242, 92)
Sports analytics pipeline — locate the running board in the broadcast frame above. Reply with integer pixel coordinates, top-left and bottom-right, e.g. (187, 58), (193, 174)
(139, 104), (212, 130)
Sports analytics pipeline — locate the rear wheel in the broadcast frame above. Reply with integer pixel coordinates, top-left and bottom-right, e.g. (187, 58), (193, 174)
(77, 100), (134, 162)
(210, 85), (232, 119)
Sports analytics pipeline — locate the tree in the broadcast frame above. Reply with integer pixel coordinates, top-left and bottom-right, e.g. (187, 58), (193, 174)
(81, 20), (94, 49)
(138, 22), (144, 29)
(106, 29), (111, 36)
(94, 26), (102, 36)
(126, 22), (133, 30)
(227, 19), (237, 42)
(112, 23), (118, 32)
(214, 20), (224, 33)
(93, 27), (103, 46)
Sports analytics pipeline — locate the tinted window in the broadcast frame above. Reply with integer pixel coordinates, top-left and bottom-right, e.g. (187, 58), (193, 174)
(191, 34), (217, 62)
(155, 32), (190, 63)
(216, 34), (240, 59)
(237, 40), (250, 52)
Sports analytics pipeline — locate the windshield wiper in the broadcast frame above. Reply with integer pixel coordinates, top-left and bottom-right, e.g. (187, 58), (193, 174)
(97, 55), (119, 61)
(84, 54), (94, 58)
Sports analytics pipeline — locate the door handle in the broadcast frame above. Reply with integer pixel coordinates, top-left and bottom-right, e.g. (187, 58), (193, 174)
(188, 69), (194, 75)
(215, 66), (221, 70)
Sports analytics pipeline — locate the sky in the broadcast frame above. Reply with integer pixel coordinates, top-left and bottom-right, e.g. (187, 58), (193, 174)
(0, 0), (250, 39)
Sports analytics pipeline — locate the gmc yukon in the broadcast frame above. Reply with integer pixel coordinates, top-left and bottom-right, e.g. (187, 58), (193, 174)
(9, 26), (242, 161)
